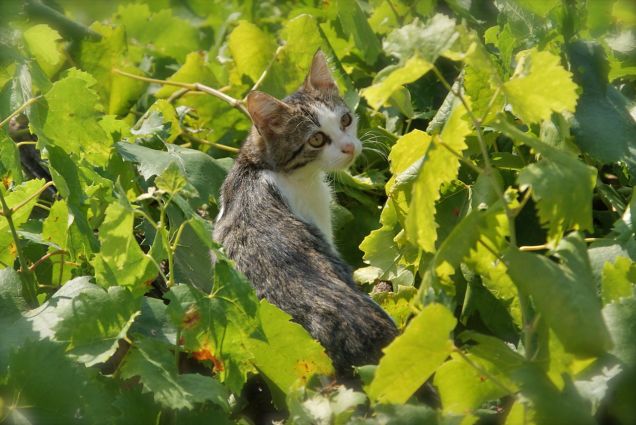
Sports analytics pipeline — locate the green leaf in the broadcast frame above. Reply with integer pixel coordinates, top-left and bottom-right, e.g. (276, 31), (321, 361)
(0, 130), (22, 185)
(434, 352), (512, 415)
(165, 257), (260, 393)
(30, 71), (111, 166)
(23, 24), (64, 78)
(120, 337), (230, 411)
(248, 300), (334, 398)
(155, 52), (217, 98)
(512, 364), (595, 425)
(54, 285), (141, 366)
(361, 56), (433, 110)
(494, 118), (596, 242)
(602, 256), (636, 304)
(115, 4), (200, 62)
(503, 48), (579, 123)
(155, 162), (187, 195)
(116, 142), (228, 206)
(260, 14), (359, 108)
(0, 267), (27, 318)
(336, 0), (382, 65)
(404, 104), (470, 252)
(603, 296), (636, 366)
(0, 179), (46, 266)
(173, 218), (215, 292)
(6, 339), (108, 423)
(367, 303), (456, 404)
(505, 234), (612, 356)
(422, 202), (507, 290)
(383, 14), (458, 63)
(567, 41), (636, 176)
(228, 21), (278, 82)
(372, 286), (417, 329)
(78, 22), (146, 116)
(91, 195), (155, 292)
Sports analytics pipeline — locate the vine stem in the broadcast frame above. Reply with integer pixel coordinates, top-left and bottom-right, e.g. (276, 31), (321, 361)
(28, 249), (67, 272)
(0, 189), (38, 307)
(112, 68), (250, 117)
(0, 96), (42, 129)
(183, 133), (240, 153)
(0, 181), (55, 217)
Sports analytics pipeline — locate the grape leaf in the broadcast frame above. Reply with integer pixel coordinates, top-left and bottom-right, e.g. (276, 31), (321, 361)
(602, 256), (636, 305)
(503, 48), (579, 123)
(504, 234), (612, 357)
(248, 300), (334, 398)
(116, 142), (228, 206)
(404, 103), (470, 252)
(115, 4), (200, 61)
(367, 303), (456, 404)
(91, 195), (155, 292)
(54, 285), (141, 366)
(155, 51), (217, 98)
(494, 118), (596, 242)
(337, 0), (382, 65)
(0, 179), (46, 266)
(22, 24), (64, 78)
(228, 21), (278, 82)
(30, 71), (111, 166)
(120, 337), (230, 411)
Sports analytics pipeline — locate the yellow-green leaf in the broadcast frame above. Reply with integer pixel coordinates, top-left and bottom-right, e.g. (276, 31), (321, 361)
(503, 49), (579, 123)
(361, 56), (432, 110)
(23, 25), (64, 78)
(228, 21), (278, 82)
(367, 303), (456, 404)
(404, 104), (471, 252)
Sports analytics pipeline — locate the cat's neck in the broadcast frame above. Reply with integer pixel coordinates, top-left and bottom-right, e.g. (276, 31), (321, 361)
(263, 167), (334, 245)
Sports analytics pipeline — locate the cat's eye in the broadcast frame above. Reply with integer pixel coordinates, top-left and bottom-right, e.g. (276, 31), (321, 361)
(341, 113), (352, 128)
(308, 132), (327, 148)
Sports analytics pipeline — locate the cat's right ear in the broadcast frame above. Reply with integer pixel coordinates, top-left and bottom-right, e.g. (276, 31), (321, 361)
(246, 91), (290, 136)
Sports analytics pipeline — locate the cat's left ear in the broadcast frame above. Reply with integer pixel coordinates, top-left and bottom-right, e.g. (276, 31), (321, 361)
(246, 91), (291, 136)
(303, 50), (338, 94)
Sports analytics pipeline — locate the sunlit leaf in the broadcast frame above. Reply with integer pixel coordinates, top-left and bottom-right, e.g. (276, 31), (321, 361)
(367, 303), (456, 404)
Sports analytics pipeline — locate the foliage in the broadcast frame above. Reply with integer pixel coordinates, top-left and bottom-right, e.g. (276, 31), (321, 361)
(1, 0), (636, 423)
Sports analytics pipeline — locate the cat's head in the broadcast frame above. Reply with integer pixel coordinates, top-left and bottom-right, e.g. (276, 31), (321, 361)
(243, 50), (361, 173)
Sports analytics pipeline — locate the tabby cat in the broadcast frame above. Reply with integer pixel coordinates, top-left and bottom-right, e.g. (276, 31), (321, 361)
(213, 51), (397, 375)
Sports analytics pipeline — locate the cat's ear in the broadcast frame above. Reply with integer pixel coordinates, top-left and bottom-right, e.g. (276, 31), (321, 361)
(246, 91), (290, 135)
(303, 50), (338, 94)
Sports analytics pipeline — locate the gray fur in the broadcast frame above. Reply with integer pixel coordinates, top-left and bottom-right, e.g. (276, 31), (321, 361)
(213, 55), (397, 375)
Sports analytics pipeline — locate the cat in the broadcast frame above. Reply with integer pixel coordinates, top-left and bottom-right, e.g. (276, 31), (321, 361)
(213, 50), (397, 375)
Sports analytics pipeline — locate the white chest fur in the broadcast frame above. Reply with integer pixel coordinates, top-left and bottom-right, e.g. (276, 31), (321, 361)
(263, 169), (333, 244)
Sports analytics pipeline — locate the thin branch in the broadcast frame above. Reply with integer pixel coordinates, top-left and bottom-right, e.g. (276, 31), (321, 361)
(29, 250), (67, 272)
(0, 97), (42, 129)
(16, 141), (37, 148)
(519, 244), (550, 252)
(0, 190), (38, 307)
(513, 188), (533, 217)
(166, 87), (190, 103)
(248, 46), (284, 94)
(0, 181), (55, 216)
(170, 221), (188, 250)
(112, 68), (250, 117)
(183, 133), (240, 154)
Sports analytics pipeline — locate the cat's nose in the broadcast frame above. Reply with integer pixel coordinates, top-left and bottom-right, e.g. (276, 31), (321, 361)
(341, 143), (355, 155)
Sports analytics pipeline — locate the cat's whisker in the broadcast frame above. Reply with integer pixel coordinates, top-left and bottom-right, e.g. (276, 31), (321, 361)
(362, 146), (389, 161)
